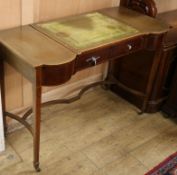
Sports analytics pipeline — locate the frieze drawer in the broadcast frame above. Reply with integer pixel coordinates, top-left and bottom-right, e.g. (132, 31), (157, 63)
(75, 47), (110, 71)
(110, 37), (144, 58)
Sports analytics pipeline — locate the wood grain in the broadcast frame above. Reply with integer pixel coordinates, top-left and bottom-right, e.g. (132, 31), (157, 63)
(0, 0), (22, 111)
(35, 0), (80, 22)
(1, 0), (177, 112)
(4, 64), (23, 111)
(0, 0), (21, 29)
(2, 88), (176, 174)
(155, 0), (177, 13)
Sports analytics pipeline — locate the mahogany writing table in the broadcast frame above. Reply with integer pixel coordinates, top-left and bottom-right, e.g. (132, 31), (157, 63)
(0, 7), (169, 171)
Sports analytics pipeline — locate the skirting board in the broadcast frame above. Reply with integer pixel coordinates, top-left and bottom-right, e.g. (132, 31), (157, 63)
(7, 73), (106, 133)
(0, 89), (5, 152)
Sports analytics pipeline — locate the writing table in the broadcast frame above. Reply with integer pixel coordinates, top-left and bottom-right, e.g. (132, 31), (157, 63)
(0, 7), (169, 171)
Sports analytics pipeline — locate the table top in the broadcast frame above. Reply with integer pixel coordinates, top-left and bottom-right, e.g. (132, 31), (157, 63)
(157, 9), (177, 47)
(0, 7), (169, 68)
(157, 9), (177, 28)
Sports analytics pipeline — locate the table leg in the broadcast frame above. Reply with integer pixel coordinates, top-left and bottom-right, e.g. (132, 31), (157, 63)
(33, 69), (42, 172)
(103, 61), (114, 90)
(0, 59), (7, 136)
(141, 44), (163, 113)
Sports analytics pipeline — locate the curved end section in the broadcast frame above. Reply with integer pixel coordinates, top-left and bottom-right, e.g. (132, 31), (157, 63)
(41, 60), (75, 86)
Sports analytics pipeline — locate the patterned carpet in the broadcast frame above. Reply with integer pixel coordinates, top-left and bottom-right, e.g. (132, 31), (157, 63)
(145, 152), (177, 175)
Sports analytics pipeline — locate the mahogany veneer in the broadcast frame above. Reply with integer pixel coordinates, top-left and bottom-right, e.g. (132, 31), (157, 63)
(0, 6), (168, 171)
(111, 1), (177, 113)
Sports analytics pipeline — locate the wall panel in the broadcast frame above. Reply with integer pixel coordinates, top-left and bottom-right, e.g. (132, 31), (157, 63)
(35, 0), (80, 22)
(21, 0), (34, 25)
(4, 64), (23, 111)
(35, 0), (118, 21)
(78, 0), (114, 13)
(0, 0), (23, 111)
(155, 0), (177, 13)
(0, 0), (21, 29)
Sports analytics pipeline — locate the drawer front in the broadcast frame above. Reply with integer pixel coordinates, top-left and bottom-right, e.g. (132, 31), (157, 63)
(111, 37), (144, 58)
(76, 47), (110, 71)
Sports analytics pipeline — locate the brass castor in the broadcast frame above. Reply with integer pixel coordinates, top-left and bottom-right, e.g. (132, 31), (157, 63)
(33, 162), (41, 172)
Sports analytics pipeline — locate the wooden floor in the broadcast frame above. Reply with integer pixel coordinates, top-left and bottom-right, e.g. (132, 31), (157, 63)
(0, 87), (177, 175)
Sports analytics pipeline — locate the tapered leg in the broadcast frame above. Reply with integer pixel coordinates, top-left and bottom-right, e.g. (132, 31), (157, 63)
(0, 59), (7, 136)
(32, 68), (42, 172)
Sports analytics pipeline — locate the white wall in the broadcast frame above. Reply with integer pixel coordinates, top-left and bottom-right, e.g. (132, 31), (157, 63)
(0, 90), (5, 152)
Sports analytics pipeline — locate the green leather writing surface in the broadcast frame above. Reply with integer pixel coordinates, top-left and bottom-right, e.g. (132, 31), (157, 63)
(34, 12), (139, 50)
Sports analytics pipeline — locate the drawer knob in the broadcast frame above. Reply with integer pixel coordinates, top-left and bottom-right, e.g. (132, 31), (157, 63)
(127, 44), (132, 50)
(86, 56), (100, 66)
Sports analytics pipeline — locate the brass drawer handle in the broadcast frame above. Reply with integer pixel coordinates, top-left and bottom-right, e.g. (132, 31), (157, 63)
(86, 56), (101, 66)
(127, 44), (132, 50)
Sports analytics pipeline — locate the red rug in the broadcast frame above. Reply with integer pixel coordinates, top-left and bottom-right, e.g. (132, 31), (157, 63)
(145, 152), (177, 175)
